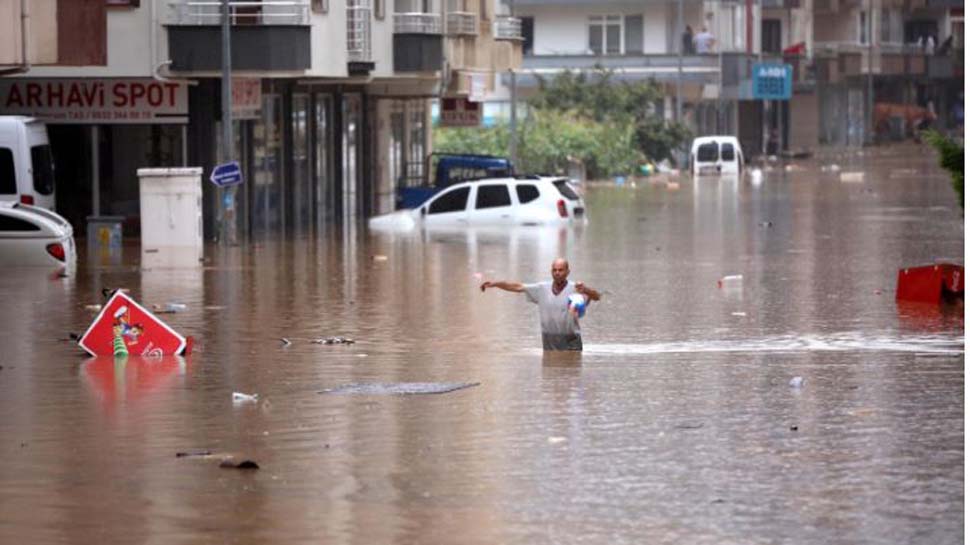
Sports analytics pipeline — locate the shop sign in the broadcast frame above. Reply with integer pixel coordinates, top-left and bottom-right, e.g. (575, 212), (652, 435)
(440, 97), (481, 127)
(0, 78), (189, 124)
(751, 63), (792, 100)
(232, 78), (261, 120)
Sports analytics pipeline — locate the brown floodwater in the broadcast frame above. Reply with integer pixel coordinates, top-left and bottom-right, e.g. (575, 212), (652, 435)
(0, 144), (963, 544)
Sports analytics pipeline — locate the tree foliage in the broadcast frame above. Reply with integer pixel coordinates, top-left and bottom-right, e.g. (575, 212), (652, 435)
(433, 67), (692, 179)
(923, 130), (964, 210)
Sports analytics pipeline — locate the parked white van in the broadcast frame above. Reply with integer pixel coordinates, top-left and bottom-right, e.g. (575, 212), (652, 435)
(0, 116), (56, 210)
(690, 136), (744, 177)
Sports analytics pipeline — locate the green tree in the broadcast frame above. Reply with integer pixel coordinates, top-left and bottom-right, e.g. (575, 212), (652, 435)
(923, 130), (964, 211)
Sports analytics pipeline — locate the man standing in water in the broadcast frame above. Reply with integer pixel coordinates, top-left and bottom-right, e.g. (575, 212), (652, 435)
(480, 258), (601, 351)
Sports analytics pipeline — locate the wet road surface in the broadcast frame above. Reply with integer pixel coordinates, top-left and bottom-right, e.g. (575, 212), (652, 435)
(0, 144), (963, 544)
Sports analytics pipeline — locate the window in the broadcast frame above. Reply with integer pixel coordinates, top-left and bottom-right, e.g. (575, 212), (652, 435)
(697, 142), (719, 162)
(521, 17), (535, 55)
(624, 15), (643, 54)
(475, 185), (511, 209)
(553, 180), (579, 200)
(312, 0), (329, 13)
(588, 15), (622, 55)
(0, 215), (40, 232)
(720, 143), (735, 161)
(516, 184), (540, 204)
(0, 148), (15, 195)
(762, 19), (782, 54)
(859, 11), (869, 45)
(30, 145), (55, 196)
(429, 187), (470, 214)
(376, 0), (384, 20)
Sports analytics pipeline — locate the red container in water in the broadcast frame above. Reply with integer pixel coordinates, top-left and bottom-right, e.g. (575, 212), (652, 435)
(896, 263), (964, 304)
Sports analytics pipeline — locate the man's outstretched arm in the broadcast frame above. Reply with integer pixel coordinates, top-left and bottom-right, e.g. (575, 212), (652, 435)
(480, 281), (525, 293)
(574, 282), (601, 302)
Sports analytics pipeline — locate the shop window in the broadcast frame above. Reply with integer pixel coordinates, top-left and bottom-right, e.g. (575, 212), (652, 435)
(516, 184), (539, 204)
(0, 148), (15, 195)
(429, 187), (469, 214)
(475, 185), (511, 209)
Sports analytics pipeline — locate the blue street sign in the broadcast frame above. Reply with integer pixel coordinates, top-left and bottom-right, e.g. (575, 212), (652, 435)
(752, 63), (793, 100)
(210, 161), (243, 187)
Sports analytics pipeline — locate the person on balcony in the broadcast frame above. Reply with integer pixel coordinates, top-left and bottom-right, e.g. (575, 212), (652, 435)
(694, 27), (716, 54)
(682, 26), (695, 54)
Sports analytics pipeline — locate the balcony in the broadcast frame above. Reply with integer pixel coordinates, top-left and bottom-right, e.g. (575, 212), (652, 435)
(393, 1), (444, 72)
(165, 0), (311, 71)
(447, 12), (477, 36)
(504, 53), (721, 88)
(347, 0), (373, 74)
(494, 16), (522, 41)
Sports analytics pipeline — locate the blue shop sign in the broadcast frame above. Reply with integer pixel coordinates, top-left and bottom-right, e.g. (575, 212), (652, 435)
(752, 63), (792, 100)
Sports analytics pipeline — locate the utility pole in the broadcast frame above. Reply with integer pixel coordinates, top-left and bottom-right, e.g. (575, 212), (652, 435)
(220, 0), (235, 245)
(865, 0), (874, 145)
(508, 1), (518, 167)
(676, 0), (683, 123)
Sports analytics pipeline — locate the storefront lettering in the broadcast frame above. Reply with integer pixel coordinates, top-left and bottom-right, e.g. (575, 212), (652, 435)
(0, 79), (188, 124)
(4, 81), (181, 109)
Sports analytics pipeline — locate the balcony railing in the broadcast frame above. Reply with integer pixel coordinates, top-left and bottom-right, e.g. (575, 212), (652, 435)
(446, 11), (477, 35)
(394, 13), (442, 34)
(348, 0), (372, 62)
(494, 16), (522, 40)
(167, 0), (310, 25)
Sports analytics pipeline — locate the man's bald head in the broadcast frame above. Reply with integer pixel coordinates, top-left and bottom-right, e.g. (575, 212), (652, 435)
(551, 259), (570, 284)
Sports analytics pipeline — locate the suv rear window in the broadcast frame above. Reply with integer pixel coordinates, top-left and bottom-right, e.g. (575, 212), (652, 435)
(697, 142), (719, 162)
(720, 143), (735, 161)
(475, 184), (511, 209)
(30, 145), (54, 196)
(552, 180), (579, 201)
(0, 148), (15, 195)
(428, 187), (470, 214)
(516, 184), (540, 204)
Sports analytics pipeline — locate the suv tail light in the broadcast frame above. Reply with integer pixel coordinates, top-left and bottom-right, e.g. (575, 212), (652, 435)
(46, 243), (66, 262)
(20, 195), (34, 205)
(557, 199), (568, 218)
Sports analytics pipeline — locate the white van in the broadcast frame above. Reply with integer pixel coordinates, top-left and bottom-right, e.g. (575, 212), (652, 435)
(0, 116), (56, 210)
(690, 136), (744, 177)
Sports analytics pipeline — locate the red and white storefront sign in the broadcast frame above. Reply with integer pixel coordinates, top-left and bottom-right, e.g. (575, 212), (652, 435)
(79, 291), (188, 357)
(0, 78), (189, 124)
(232, 77), (262, 120)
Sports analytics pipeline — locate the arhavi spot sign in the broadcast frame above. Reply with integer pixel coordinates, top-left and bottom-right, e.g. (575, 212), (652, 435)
(0, 78), (188, 124)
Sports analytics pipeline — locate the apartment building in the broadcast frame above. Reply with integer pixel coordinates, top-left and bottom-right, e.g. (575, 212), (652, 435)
(815, 0), (963, 145)
(0, 0), (521, 239)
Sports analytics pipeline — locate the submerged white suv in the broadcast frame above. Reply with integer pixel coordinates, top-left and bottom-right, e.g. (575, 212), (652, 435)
(409, 176), (586, 227)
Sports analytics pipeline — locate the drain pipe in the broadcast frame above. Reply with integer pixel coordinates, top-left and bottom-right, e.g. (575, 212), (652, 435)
(0, 0), (31, 76)
(151, 0), (198, 86)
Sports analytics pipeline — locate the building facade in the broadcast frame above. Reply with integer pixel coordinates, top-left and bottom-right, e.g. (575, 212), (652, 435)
(0, 0), (522, 240)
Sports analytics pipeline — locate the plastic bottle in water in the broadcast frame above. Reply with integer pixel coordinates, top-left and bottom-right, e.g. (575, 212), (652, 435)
(717, 274), (743, 289)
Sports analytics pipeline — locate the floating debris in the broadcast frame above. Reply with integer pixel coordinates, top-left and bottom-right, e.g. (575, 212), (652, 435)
(279, 338), (292, 347)
(311, 336), (355, 345)
(319, 382), (480, 396)
(232, 392), (259, 404)
(219, 458), (260, 470)
(176, 449), (213, 458)
(789, 376), (805, 388)
(372, 255), (389, 262)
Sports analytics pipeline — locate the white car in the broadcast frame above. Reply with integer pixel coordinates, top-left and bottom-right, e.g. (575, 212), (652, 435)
(690, 136), (745, 177)
(371, 176), (586, 229)
(0, 202), (76, 269)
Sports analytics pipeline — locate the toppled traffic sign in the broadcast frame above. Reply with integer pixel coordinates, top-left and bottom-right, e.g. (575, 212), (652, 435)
(78, 290), (189, 356)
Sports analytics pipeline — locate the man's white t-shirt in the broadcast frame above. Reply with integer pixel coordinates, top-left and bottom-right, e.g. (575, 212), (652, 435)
(523, 281), (583, 350)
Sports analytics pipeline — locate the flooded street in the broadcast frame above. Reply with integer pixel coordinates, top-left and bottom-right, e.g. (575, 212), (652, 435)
(0, 144), (963, 544)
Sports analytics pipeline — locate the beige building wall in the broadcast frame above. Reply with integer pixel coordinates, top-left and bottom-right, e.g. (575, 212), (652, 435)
(0, 0), (58, 66)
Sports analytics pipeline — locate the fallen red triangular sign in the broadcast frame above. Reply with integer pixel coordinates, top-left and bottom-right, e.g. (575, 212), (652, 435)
(79, 291), (187, 357)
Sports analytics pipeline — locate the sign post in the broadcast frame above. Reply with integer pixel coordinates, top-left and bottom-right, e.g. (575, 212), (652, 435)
(220, 0), (236, 246)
